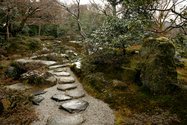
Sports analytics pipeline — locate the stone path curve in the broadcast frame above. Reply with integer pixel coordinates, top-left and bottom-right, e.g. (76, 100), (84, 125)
(31, 63), (115, 125)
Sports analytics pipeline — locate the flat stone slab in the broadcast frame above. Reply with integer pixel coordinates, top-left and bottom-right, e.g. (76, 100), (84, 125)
(29, 89), (47, 96)
(33, 96), (44, 105)
(46, 114), (84, 125)
(65, 90), (85, 98)
(51, 94), (72, 101)
(6, 83), (33, 90)
(53, 72), (70, 76)
(60, 100), (89, 113)
(49, 65), (66, 69)
(58, 77), (75, 84)
(54, 68), (67, 72)
(16, 59), (57, 66)
(57, 84), (77, 91)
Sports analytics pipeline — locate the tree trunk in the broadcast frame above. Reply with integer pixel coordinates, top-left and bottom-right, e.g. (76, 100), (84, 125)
(112, 4), (116, 16)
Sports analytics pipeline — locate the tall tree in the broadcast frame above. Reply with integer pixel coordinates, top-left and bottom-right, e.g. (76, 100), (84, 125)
(0, 0), (51, 38)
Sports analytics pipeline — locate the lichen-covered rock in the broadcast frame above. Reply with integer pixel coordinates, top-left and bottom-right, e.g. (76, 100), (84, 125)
(140, 37), (177, 94)
(112, 80), (128, 89)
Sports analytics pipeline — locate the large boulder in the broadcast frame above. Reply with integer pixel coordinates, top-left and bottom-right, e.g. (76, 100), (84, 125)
(140, 37), (177, 94)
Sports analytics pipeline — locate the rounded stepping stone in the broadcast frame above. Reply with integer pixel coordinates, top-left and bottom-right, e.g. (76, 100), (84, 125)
(58, 77), (75, 84)
(51, 94), (72, 101)
(54, 68), (67, 72)
(60, 100), (89, 113)
(57, 84), (77, 91)
(49, 65), (66, 69)
(46, 114), (84, 125)
(65, 90), (85, 99)
(53, 72), (70, 76)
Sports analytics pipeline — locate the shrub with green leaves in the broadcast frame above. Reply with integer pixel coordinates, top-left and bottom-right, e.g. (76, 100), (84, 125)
(26, 38), (42, 51)
(86, 16), (149, 55)
(0, 85), (38, 124)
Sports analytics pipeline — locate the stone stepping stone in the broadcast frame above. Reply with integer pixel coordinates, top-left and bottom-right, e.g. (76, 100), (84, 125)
(60, 100), (89, 113)
(46, 114), (84, 125)
(45, 76), (57, 86)
(57, 84), (77, 91)
(49, 65), (66, 69)
(58, 77), (75, 84)
(6, 83), (33, 90)
(29, 89), (47, 96)
(54, 68), (67, 72)
(51, 94), (72, 101)
(53, 72), (70, 76)
(33, 96), (44, 105)
(65, 90), (85, 99)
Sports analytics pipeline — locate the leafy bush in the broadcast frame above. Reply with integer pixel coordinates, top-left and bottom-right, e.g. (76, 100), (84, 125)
(81, 51), (128, 77)
(0, 86), (38, 124)
(26, 38), (42, 51)
(20, 70), (45, 85)
(70, 64), (81, 77)
(86, 16), (149, 55)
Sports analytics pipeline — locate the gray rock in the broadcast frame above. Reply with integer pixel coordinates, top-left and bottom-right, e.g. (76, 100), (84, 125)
(60, 100), (89, 113)
(6, 66), (17, 78)
(112, 80), (128, 88)
(175, 51), (184, 63)
(57, 77), (75, 84)
(135, 51), (139, 54)
(44, 70), (54, 78)
(46, 114), (84, 125)
(65, 90), (85, 98)
(15, 59), (57, 70)
(6, 83), (33, 90)
(29, 89), (47, 96)
(45, 76), (57, 86)
(54, 68), (67, 72)
(33, 96), (44, 105)
(57, 84), (77, 91)
(49, 65), (66, 69)
(53, 72), (70, 76)
(51, 94), (72, 101)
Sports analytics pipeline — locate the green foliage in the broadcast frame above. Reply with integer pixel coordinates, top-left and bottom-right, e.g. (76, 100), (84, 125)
(41, 24), (57, 38)
(172, 33), (187, 52)
(70, 64), (81, 77)
(87, 16), (149, 54)
(0, 86), (38, 124)
(28, 25), (39, 36)
(25, 38), (42, 51)
(81, 50), (128, 77)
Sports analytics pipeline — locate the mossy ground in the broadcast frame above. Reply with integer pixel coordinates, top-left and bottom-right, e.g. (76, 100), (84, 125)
(72, 45), (187, 125)
(177, 58), (187, 85)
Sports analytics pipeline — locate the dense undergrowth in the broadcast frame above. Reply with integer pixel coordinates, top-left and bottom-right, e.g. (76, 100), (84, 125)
(71, 47), (187, 125)
(0, 82), (38, 124)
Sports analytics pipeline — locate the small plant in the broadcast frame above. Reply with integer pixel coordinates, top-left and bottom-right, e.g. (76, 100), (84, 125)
(20, 70), (45, 85)
(0, 86), (38, 124)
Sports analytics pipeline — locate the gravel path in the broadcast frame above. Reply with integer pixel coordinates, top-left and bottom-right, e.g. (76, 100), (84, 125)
(31, 67), (115, 125)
